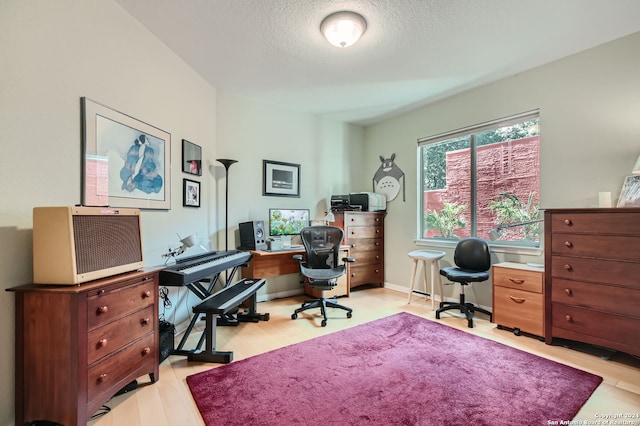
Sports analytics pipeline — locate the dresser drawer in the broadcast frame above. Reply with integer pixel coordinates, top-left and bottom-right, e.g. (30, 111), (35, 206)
(87, 305), (155, 365)
(351, 250), (382, 265)
(551, 303), (640, 350)
(348, 238), (382, 252)
(344, 213), (384, 227)
(550, 255), (640, 289)
(346, 225), (382, 239)
(350, 263), (383, 286)
(551, 279), (640, 319)
(87, 279), (155, 329)
(493, 266), (542, 293)
(493, 286), (543, 336)
(550, 212), (640, 235)
(551, 233), (640, 261)
(87, 333), (155, 403)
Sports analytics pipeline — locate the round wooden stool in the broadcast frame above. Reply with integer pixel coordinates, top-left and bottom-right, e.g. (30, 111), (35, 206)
(407, 250), (446, 310)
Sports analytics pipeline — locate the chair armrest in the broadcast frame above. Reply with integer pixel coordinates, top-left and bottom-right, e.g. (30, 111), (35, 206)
(293, 254), (303, 261)
(342, 257), (356, 263)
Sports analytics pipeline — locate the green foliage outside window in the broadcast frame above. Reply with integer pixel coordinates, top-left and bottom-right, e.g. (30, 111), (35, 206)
(425, 202), (466, 239)
(488, 192), (540, 241)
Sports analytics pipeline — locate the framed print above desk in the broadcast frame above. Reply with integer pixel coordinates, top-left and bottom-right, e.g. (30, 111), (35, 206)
(263, 160), (300, 197)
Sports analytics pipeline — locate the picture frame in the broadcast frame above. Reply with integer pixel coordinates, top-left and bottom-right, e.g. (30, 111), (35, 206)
(81, 97), (171, 210)
(617, 175), (640, 207)
(263, 160), (300, 197)
(182, 139), (202, 176)
(183, 179), (201, 208)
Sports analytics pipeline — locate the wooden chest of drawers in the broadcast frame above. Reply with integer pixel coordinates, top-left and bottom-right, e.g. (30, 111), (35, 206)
(332, 211), (385, 288)
(9, 269), (160, 426)
(492, 262), (544, 338)
(544, 208), (640, 357)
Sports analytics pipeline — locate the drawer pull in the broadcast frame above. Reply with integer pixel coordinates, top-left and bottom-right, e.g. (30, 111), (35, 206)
(98, 338), (108, 348)
(508, 278), (525, 284)
(564, 241), (573, 248)
(565, 315), (573, 322)
(375, 229), (380, 234)
(143, 290), (152, 298)
(563, 264), (572, 271)
(97, 289), (105, 295)
(564, 288), (572, 296)
(98, 373), (108, 383)
(97, 306), (109, 315)
(563, 219), (573, 226)
(141, 318), (151, 325)
(142, 347), (151, 355)
(508, 296), (526, 303)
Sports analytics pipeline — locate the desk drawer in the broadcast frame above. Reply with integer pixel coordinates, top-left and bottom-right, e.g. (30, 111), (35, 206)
(493, 286), (543, 336)
(87, 305), (155, 365)
(493, 266), (542, 293)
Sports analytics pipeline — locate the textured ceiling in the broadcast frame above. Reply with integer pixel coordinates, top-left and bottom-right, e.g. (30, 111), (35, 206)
(114, 0), (640, 126)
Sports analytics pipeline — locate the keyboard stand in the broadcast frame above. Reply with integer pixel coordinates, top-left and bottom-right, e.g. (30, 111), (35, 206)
(173, 264), (244, 356)
(188, 278), (269, 363)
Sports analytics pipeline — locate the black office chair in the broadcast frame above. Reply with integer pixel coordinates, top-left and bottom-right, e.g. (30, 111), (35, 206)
(291, 226), (355, 327)
(436, 237), (492, 328)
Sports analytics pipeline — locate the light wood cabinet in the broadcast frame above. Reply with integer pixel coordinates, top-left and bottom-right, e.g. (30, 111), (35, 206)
(492, 262), (544, 338)
(332, 211), (385, 288)
(544, 208), (640, 357)
(9, 269), (160, 426)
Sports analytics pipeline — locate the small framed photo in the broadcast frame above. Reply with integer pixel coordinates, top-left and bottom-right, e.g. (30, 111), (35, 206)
(263, 160), (300, 197)
(183, 179), (200, 207)
(617, 175), (640, 207)
(182, 139), (202, 176)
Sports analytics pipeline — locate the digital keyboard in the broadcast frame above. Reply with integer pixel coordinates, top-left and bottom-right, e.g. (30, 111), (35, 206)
(159, 250), (252, 286)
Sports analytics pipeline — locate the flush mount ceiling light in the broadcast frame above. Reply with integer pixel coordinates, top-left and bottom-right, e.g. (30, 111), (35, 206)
(320, 11), (367, 48)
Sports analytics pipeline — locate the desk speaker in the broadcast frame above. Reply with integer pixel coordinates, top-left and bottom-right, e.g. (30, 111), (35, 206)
(238, 221), (267, 250)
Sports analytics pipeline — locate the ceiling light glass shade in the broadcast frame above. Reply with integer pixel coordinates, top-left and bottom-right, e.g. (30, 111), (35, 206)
(321, 11), (367, 48)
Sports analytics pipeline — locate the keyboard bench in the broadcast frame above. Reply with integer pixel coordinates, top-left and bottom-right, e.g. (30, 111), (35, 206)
(187, 278), (269, 363)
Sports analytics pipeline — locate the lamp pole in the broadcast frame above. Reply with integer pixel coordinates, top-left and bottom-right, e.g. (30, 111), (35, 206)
(216, 159), (238, 252)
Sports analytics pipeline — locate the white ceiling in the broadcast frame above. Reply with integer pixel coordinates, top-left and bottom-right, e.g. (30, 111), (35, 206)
(114, 0), (640, 126)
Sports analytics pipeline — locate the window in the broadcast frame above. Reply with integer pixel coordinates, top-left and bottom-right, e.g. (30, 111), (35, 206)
(418, 111), (541, 248)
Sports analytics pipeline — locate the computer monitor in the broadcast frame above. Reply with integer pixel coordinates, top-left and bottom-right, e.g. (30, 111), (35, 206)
(269, 208), (310, 236)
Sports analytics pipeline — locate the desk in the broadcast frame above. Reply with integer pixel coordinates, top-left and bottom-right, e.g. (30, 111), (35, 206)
(242, 248), (351, 297)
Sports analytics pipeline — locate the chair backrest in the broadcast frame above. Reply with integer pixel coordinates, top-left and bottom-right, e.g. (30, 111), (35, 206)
(299, 226), (344, 269)
(453, 237), (491, 272)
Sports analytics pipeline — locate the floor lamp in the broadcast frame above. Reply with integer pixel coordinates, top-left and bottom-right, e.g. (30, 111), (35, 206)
(216, 159), (237, 253)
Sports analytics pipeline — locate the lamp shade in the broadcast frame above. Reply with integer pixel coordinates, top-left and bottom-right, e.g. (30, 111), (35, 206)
(633, 155), (640, 174)
(321, 11), (367, 48)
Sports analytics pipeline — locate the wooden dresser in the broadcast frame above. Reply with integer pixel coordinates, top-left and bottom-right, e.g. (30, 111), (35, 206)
(9, 268), (160, 426)
(492, 262), (544, 338)
(544, 208), (640, 357)
(332, 211), (385, 288)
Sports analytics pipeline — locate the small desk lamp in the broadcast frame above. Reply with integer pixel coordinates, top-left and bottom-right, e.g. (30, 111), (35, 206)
(632, 155), (640, 174)
(163, 233), (203, 260)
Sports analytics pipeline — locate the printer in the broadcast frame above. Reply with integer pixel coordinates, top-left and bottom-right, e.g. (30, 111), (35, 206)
(348, 192), (386, 212)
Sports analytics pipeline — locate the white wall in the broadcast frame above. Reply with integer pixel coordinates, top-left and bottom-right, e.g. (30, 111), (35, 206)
(364, 31), (640, 307)
(0, 1), (217, 424)
(0, 3), (364, 424)
(215, 90), (363, 297)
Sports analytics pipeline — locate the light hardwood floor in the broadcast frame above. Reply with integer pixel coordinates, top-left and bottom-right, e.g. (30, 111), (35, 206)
(90, 286), (640, 425)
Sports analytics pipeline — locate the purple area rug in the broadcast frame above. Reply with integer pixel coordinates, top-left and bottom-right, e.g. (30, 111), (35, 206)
(186, 312), (602, 425)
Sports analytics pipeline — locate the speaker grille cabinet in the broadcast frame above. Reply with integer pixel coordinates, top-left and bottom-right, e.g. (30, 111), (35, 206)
(238, 221), (267, 250)
(33, 206), (144, 284)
